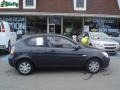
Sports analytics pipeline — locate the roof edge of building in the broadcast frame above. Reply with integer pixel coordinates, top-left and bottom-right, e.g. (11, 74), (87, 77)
(0, 12), (120, 18)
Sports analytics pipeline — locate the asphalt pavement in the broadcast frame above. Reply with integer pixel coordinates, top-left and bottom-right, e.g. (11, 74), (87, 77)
(0, 51), (120, 90)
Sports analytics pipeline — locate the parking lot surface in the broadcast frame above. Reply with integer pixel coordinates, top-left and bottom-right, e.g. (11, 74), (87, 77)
(0, 51), (120, 90)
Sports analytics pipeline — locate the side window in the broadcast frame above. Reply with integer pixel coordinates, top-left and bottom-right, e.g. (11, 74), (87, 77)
(47, 36), (75, 48)
(27, 37), (45, 47)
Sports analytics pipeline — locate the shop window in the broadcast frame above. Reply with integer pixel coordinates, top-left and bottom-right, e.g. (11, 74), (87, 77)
(73, 0), (87, 10)
(23, 0), (36, 9)
(84, 17), (120, 34)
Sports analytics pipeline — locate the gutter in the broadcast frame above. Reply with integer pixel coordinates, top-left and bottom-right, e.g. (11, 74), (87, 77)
(0, 12), (120, 18)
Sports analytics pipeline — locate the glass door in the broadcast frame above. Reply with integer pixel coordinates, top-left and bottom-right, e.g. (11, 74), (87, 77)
(48, 24), (55, 34)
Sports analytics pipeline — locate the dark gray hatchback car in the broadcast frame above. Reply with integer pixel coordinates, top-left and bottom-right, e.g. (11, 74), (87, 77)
(9, 34), (110, 75)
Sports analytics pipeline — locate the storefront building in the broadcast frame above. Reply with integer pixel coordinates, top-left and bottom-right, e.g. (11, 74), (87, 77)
(0, 0), (120, 38)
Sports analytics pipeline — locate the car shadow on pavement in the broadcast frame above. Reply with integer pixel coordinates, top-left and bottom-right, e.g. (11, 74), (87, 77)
(33, 67), (96, 80)
(34, 67), (88, 75)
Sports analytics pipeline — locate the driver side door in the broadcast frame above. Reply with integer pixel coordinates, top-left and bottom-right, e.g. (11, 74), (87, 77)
(46, 36), (85, 66)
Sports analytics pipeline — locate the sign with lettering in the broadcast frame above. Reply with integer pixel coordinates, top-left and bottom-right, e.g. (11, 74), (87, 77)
(0, 0), (19, 8)
(49, 17), (61, 25)
(0, 16), (26, 34)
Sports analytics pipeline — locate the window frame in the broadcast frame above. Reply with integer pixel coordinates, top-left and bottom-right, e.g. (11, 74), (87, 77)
(117, 0), (120, 10)
(73, 0), (87, 11)
(23, 0), (36, 9)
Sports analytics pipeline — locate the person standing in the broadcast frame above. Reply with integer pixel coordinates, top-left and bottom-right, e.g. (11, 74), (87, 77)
(72, 34), (77, 42)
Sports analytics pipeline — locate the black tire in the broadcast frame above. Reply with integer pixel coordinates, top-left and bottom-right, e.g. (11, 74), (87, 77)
(16, 60), (34, 75)
(86, 58), (101, 74)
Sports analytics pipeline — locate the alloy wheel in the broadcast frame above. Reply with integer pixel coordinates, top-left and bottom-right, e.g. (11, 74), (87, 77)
(17, 60), (34, 75)
(86, 59), (101, 73)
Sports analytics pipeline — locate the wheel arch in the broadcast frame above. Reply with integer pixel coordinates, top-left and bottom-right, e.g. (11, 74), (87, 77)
(85, 57), (103, 67)
(15, 57), (35, 69)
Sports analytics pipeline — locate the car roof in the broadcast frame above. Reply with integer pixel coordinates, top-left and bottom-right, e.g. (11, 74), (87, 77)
(25, 34), (81, 44)
(23, 34), (70, 39)
(15, 34), (84, 48)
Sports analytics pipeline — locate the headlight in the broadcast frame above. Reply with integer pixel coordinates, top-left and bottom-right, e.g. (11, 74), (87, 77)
(94, 43), (103, 47)
(102, 52), (109, 58)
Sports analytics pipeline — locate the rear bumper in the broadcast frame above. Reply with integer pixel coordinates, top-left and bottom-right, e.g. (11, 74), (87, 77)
(8, 55), (15, 67)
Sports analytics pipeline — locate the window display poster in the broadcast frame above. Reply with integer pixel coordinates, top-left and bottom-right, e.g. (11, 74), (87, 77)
(0, 16), (26, 34)
(84, 25), (89, 32)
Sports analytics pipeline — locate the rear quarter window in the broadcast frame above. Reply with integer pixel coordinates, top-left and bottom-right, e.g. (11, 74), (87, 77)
(26, 37), (45, 47)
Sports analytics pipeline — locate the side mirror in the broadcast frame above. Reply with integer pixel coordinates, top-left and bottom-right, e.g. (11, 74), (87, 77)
(73, 45), (80, 50)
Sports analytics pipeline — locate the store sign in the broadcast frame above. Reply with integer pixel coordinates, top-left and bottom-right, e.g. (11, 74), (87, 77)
(0, 0), (19, 8)
(0, 16), (26, 34)
(49, 17), (61, 25)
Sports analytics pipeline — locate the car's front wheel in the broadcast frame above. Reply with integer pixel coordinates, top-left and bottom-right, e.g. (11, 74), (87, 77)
(86, 58), (101, 74)
(16, 60), (34, 75)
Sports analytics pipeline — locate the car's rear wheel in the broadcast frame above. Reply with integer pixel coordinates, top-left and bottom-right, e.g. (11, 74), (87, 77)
(86, 58), (101, 74)
(16, 60), (34, 75)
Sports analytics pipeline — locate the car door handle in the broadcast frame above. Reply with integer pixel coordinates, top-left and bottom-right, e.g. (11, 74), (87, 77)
(30, 50), (46, 53)
(81, 54), (87, 57)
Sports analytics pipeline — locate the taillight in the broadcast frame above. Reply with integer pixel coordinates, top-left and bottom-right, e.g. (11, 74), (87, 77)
(10, 46), (15, 55)
(1, 22), (5, 32)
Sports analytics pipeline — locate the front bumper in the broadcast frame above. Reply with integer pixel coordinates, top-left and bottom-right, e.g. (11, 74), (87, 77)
(102, 57), (110, 68)
(96, 46), (119, 53)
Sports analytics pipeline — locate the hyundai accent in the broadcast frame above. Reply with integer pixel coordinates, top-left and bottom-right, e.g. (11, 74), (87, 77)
(9, 34), (110, 75)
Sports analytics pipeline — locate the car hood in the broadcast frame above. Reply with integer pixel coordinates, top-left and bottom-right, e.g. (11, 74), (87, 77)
(83, 45), (103, 53)
(112, 37), (120, 44)
(90, 39), (119, 45)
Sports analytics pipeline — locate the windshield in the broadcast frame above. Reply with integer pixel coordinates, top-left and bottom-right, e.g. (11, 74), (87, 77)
(90, 32), (110, 39)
